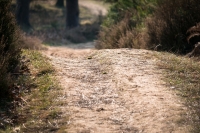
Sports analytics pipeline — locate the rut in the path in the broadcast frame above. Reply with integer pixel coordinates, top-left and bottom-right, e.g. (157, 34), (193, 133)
(44, 47), (188, 133)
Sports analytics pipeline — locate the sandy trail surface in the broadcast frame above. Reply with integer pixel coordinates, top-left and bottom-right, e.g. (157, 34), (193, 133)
(79, 0), (108, 16)
(42, 42), (188, 133)
(41, 1), (188, 132)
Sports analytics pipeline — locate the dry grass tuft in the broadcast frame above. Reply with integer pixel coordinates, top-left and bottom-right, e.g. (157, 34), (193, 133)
(20, 35), (47, 50)
(156, 52), (200, 132)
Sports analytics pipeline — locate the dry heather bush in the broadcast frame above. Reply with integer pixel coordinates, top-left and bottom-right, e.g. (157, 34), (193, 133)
(96, 16), (146, 49)
(0, 0), (22, 99)
(20, 35), (46, 50)
(147, 0), (200, 54)
(186, 22), (200, 46)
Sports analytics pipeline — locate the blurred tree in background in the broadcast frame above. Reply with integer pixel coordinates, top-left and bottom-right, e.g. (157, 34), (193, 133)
(66, 0), (79, 29)
(15, 0), (79, 30)
(56, 0), (64, 7)
(16, 0), (31, 31)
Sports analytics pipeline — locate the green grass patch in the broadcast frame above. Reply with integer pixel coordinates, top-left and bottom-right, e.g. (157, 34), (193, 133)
(19, 50), (64, 132)
(24, 50), (54, 75)
(156, 52), (200, 132)
(0, 49), (67, 132)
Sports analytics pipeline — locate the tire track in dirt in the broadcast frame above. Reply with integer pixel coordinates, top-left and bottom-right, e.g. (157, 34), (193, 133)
(42, 46), (189, 133)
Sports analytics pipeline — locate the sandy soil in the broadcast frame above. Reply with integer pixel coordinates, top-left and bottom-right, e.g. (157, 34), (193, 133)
(42, 42), (188, 133)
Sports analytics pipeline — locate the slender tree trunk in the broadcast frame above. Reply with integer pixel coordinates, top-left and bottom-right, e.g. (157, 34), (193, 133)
(66, 0), (79, 29)
(56, 0), (64, 7)
(16, 0), (31, 31)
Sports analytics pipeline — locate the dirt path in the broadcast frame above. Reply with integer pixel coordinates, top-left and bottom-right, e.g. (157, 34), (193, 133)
(42, 43), (188, 133)
(41, 1), (188, 132)
(79, 0), (108, 16)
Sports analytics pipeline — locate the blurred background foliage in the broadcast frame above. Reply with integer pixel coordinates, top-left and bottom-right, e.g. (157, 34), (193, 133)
(102, 0), (158, 27)
(98, 0), (200, 54)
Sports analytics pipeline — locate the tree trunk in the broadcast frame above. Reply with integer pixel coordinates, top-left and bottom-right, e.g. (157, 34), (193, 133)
(56, 0), (64, 7)
(66, 0), (79, 29)
(16, 0), (31, 31)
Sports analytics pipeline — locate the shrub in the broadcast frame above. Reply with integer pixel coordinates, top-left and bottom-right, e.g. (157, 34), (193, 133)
(147, 0), (200, 54)
(97, 0), (157, 49)
(0, 0), (21, 97)
(96, 15), (147, 49)
(102, 0), (157, 27)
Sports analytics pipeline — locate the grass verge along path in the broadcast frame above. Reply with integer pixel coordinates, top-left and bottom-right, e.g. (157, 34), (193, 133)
(156, 52), (200, 132)
(0, 49), (65, 133)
